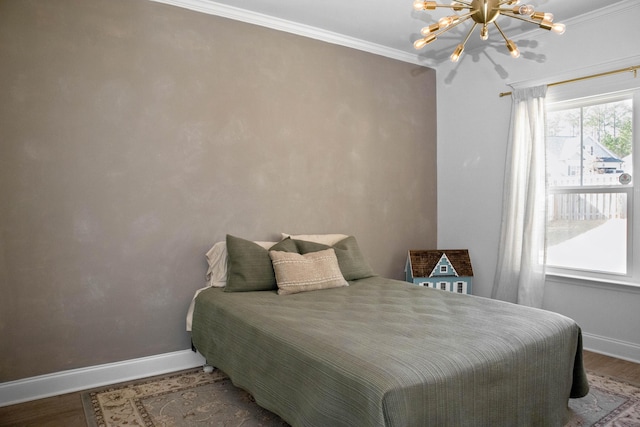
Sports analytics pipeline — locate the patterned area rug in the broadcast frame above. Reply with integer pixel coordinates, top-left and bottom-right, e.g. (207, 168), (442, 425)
(567, 372), (640, 426)
(82, 369), (639, 426)
(82, 368), (288, 426)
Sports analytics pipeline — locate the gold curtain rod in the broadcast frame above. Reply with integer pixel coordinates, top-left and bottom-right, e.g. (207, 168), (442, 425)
(499, 65), (640, 97)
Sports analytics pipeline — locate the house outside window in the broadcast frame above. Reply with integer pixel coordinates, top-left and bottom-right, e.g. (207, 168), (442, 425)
(546, 89), (637, 284)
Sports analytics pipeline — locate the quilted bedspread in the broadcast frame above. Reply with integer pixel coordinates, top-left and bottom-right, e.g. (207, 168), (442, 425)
(191, 276), (588, 427)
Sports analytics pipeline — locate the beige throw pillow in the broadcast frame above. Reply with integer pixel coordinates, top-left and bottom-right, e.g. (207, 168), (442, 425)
(269, 248), (348, 295)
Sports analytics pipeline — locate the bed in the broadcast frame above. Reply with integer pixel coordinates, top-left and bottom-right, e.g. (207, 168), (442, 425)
(190, 234), (589, 427)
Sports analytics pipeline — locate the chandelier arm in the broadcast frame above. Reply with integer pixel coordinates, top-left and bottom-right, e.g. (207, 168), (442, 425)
(494, 20), (521, 57)
(450, 22), (477, 62)
(501, 11), (565, 33)
(499, 12), (541, 26)
(494, 8), (528, 14)
(455, 10), (477, 20)
(429, 3), (474, 9)
(460, 22), (478, 47)
(492, 20), (510, 44)
(431, 14), (475, 38)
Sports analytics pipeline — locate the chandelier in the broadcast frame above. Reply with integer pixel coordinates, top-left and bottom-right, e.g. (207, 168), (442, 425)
(412, 0), (566, 62)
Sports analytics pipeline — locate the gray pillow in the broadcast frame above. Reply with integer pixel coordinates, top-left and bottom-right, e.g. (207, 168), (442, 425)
(225, 235), (298, 292)
(293, 236), (376, 281)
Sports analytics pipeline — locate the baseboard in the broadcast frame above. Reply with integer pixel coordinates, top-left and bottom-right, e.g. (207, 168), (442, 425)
(2, 333), (636, 408)
(0, 349), (206, 407)
(583, 332), (640, 364)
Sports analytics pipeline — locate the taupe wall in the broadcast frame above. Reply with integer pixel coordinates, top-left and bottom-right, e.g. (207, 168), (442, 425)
(0, 0), (437, 382)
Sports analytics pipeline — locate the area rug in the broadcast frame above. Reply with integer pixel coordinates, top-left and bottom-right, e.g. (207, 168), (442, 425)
(567, 372), (640, 426)
(82, 368), (288, 427)
(82, 369), (639, 426)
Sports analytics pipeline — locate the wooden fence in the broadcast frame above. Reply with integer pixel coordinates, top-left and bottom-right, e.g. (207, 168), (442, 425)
(547, 174), (629, 221)
(547, 192), (627, 221)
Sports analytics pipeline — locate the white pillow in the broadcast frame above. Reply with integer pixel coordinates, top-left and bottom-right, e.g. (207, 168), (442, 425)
(205, 242), (228, 287)
(205, 240), (277, 287)
(280, 233), (348, 246)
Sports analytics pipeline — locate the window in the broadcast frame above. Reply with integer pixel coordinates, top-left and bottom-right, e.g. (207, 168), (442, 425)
(440, 265), (448, 274)
(546, 91), (636, 281)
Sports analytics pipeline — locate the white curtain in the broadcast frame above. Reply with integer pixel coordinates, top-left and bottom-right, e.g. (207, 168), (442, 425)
(492, 85), (548, 308)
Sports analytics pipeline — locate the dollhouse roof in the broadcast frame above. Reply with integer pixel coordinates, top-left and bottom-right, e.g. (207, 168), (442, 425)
(408, 249), (473, 278)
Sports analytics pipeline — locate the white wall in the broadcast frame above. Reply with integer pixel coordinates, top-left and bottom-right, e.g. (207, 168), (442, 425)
(436, 0), (640, 362)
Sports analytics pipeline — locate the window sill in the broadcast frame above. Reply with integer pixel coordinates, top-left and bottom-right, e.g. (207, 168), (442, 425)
(545, 271), (640, 293)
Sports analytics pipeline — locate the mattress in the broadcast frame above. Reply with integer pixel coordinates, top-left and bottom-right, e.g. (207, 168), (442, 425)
(191, 276), (588, 426)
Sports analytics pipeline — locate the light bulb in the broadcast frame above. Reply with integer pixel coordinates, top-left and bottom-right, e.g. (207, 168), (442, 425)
(451, 1), (463, 11)
(551, 22), (566, 35)
(506, 40), (520, 58)
(450, 44), (464, 62)
(413, 0), (437, 10)
(421, 23), (440, 36)
(539, 20), (565, 34)
(413, 38), (427, 49)
(413, 0), (426, 11)
(413, 34), (437, 50)
(480, 25), (489, 40)
(517, 4), (534, 15)
(438, 16), (454, 27)
(543, 12), (554, 21)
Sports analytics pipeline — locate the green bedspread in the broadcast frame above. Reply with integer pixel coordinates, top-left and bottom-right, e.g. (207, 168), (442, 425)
(192, 276), (588, 426)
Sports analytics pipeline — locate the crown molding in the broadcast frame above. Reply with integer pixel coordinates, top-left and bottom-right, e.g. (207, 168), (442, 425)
(563, 0), (638, 26)
(505, 54), (640, 92)
(511, 0), (637, 43)
(149, 0), (433, 67)
(149, 0), (636, 69)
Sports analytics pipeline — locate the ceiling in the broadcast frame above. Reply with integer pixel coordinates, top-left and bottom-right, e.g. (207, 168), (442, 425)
(156, 0), (627, 67)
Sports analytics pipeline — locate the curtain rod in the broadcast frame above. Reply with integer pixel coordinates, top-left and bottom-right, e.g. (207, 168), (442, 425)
(499, 65), (640, 98)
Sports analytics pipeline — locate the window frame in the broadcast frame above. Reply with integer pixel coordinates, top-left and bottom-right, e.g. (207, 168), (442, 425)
(545, 89), (638, 286)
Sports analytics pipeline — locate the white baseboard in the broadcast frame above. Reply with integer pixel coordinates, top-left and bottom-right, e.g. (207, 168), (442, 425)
(2, 334), (636, 408)
(583, 332), (640, 364)
(0, 349), (206, 407)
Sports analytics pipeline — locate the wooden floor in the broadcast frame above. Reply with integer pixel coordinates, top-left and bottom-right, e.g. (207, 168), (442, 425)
(0, 351), (638, 426)
(581, 351), (640, 386)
